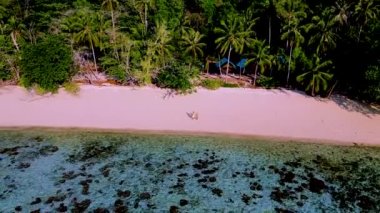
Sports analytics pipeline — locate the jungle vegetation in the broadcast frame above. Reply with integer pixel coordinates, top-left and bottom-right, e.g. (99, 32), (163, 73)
(0, 0), (379, 101)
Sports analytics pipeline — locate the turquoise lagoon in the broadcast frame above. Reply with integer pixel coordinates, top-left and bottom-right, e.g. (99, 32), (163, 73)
(0, 130), (379, 212)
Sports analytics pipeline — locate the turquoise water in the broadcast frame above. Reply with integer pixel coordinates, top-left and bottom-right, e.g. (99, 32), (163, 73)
(0, 130), (379, 212)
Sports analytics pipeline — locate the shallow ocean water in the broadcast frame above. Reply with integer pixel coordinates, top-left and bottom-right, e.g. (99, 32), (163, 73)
(0, 130), (379, 212)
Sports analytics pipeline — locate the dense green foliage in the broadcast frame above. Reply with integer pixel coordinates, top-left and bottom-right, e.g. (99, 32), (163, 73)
(20, 35), (73, 91)
(362, 65), (380, 102)
(201, 78), (224, 90)
(156, 63), (196, 92)
(201, 78), (240, 89)
(0, 0), (379, 102)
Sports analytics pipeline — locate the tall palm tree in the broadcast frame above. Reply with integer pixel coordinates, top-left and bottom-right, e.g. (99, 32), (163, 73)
(74, 11), (101, 72)
(101, 0), (119, 42)
(214, 17), (254, 75)
(149, 21), (173, 67)
(180, 28), (206, 71)
(281, 21), (305, 86)
(247, 40), (272, 87)
(265, 0), (277, 48)
(134, 0), (155, 33)
(276, 0), (307, 48)
(306, 15), (339, 55)
(115, 32), (134, 73)
(276, 0), (307, 86)
(354, 0), (378, 42)
(249, 0), (276, 48)
(60, 14), (82, 51)
(296, 54), (334, 96)
(6, 16), (25, 52)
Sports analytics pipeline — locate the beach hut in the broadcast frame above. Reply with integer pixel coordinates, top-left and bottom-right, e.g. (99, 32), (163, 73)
(215, 57), (236, 75)
(236, 58), (248, 77)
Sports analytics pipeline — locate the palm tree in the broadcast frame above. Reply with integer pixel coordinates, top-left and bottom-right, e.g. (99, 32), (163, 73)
(134, 0), (155, 33)
(60, 14), (82, 51)
(276, 0), (307, 48)
(74, 11), (101, 72)
(149, 21), (173, 67)
(354, 0), (378, 42)
(180, 28), (206, 71)
(101, 0), (119, 42)
(265, 0), (277, 48)
(306, 15), (339, 55)
(249, 0), (276, 48)
(6, 16), (25, 52)
(331, 0), (351, 26)
(276, 0), (307, 86)
(247, 40), (272, 87)
(281, 21), (305, 86)
(183, 12), (206, 30)
(115, 32), (134, 73)
(139, 55), (154, 84)
(0, 29), (20, 80)
(214, 17), (254, 75)
(296, 54), (334, 96)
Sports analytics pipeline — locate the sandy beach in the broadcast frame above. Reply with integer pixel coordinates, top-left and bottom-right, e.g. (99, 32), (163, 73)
(0, 85), (379, 145)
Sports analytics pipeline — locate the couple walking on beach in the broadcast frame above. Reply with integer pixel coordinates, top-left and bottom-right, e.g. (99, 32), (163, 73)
(187, 111), (199, 120)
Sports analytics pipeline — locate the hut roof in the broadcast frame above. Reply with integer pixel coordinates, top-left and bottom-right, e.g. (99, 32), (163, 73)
(236, 58), (248, 68)
(215, 58), (236, 68)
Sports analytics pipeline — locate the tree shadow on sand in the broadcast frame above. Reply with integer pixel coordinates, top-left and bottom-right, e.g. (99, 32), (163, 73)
(330, 95), (380, 117)
(278, 88), (380, 117)
(162, 89), (177, 100)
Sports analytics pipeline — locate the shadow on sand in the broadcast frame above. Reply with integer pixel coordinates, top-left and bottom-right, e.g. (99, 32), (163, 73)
(276, 88), (379, 117)
(330, 95), (380, 117)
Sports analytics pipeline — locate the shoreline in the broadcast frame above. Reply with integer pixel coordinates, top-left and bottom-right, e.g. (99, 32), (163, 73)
(0, 85), (379, 146)
(0, 126), (374, 147)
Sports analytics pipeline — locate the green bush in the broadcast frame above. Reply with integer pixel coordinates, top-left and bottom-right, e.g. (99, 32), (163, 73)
(257, 75), (278, 89)
(20, 35), (73, 92)
(201, 79), (223, 90)
(156, 63), (195, 92)
(0, 35), (12, 81)
(362, 65), (380, 102)
(222, 82), (240, 88)
(107, 66), (126, 82)
(0, 61), (11, 81)
(100, 56), (126, 82)
(63, 82), (80, 95)
(201, 79), (240, 90)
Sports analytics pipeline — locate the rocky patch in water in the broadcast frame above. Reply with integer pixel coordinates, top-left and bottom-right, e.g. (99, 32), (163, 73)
(69, 140), (119, 161)
(311, 155), (380, 211)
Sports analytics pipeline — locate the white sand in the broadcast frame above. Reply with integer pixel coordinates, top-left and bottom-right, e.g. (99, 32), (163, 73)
(0, 85), (379, 145)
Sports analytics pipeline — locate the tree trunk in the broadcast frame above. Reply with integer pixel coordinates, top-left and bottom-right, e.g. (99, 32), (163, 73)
(126, 46), (131, 74)
(206, 60), (209, 74)
(287, 43), (293, 87)
(270, 66), (273, 77)
(91, 41), (98, 73)
(189, 61), (193, 73)
(327, 80), (338, 98)
(111, 9), (116, 42)
(218, 55), (222, 75)
(227, 45), (232, 75)
(268, 16), (272, 49)
(357, 25), (363, 43)
(10, 32), (19, 51)
(6, 58), (19, 80)
(311, 77), (315, 96)
(144, 4), (148, 32)
(253, 63), (259, 87)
